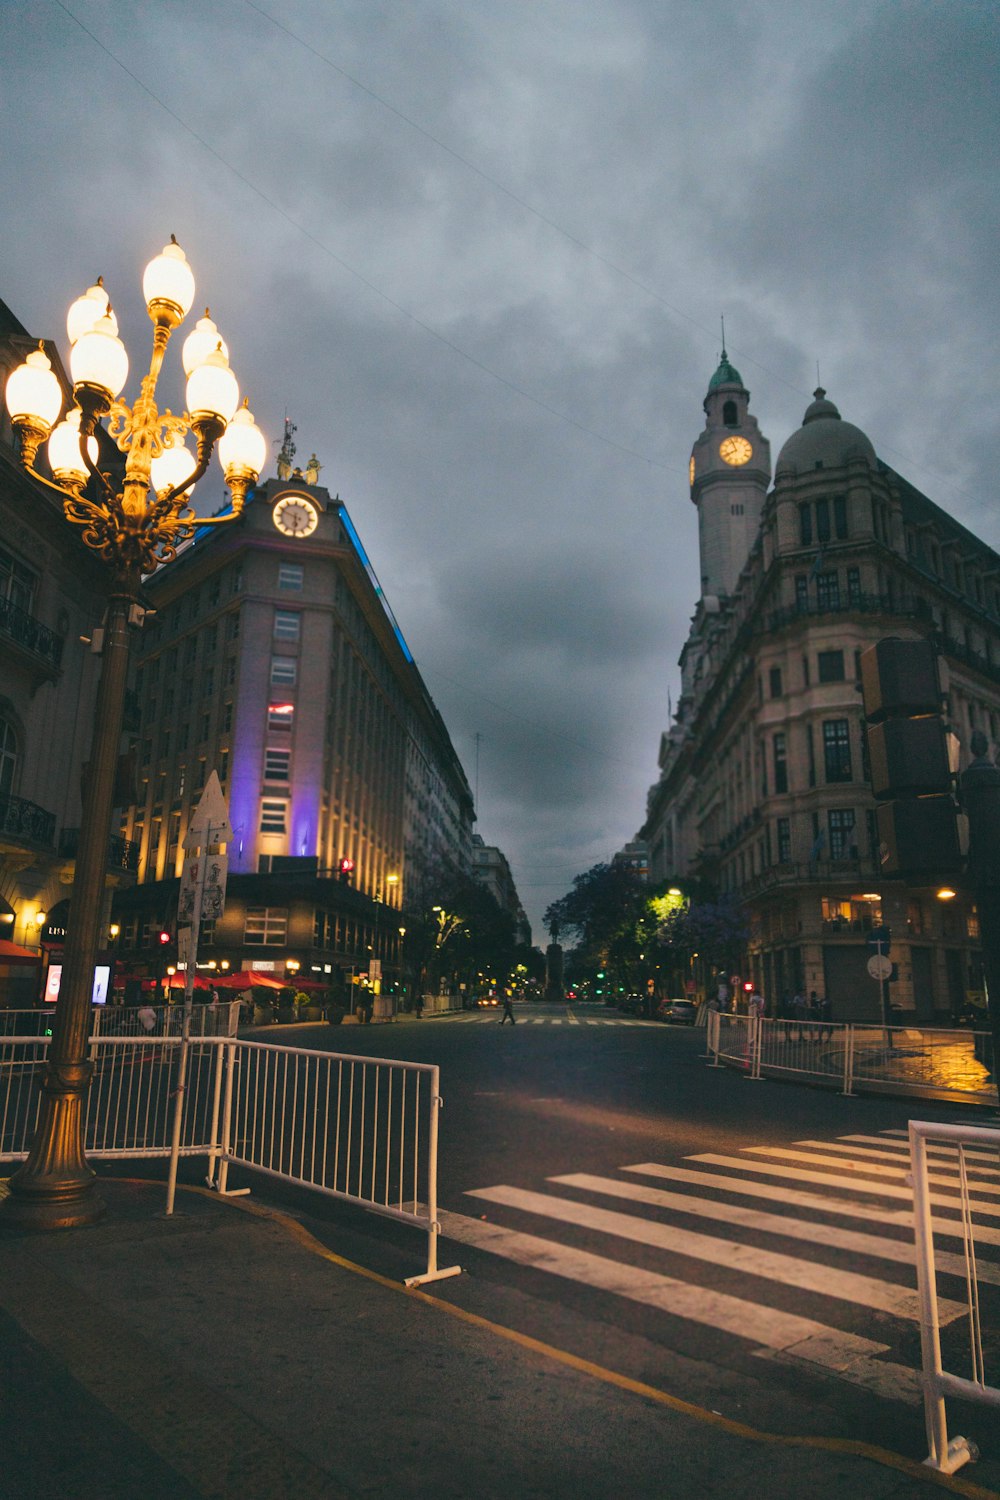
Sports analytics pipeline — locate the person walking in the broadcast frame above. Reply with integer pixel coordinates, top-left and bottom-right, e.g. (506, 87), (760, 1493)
(792, 989), (809, 1042)
(499, 994), (516, 1025)
(815, 991), (833, 1042)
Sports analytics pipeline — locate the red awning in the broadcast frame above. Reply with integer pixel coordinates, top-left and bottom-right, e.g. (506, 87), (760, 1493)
(0, 939), (42, 962)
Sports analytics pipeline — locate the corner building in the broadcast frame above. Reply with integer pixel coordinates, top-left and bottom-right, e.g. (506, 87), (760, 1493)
(642, 357), (1000, 1021)
(114, 475), (473, 991)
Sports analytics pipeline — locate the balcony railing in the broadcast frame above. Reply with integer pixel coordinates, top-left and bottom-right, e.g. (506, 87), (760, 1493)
(0, 792), (56, 849)
(0, 596), (63, 672)
(58, 827), (141, 872)
(765, 592), (928, 633)
(739, 855), (880, 899)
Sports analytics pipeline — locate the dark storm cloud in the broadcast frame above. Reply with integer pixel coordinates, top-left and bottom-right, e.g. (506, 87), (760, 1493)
(1, 0), (996, 933)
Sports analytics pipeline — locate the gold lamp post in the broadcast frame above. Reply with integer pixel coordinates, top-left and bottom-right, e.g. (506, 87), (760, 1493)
(2, 237), (266, 1229)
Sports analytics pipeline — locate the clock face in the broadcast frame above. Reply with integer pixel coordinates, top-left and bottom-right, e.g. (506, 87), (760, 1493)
(273, 495), (319, 537)
(719, 435), (752, 466)
(689, 456), (696, 486)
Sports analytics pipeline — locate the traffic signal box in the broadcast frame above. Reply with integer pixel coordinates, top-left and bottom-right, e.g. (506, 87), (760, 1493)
(859, 637), (960, 875)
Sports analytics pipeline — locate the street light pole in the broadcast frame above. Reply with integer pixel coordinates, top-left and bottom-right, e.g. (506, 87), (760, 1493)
(2, 239), (266, 1229)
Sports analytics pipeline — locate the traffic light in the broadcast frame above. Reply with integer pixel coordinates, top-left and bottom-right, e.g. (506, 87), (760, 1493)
(158, 929), (171, 946)
(338, 857), (354, 884)
(860, 637), (960, 874)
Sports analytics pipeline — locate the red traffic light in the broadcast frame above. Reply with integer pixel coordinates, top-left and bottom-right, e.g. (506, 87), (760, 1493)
(339, 858), (354, 873)
(743, 981), (753, 991)
(158, 930), (171, 945)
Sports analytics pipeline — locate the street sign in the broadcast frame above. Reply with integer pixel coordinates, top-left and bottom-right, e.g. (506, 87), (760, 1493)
(184, 771), (233, 850)
(178, 851), (228, 923)
(867, 953), (893, 982)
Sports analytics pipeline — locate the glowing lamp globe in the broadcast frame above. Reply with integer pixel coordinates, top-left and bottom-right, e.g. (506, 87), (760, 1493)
(218, 402), (266, 478)
(186, 347), (239, 424)
(5, 346), (63, 432)
(150, 437), (197, 496)
(70, 314), (129, 400)
(48, 408), (98, 482)
(66, 281), (115, 345)
(142, 238), (196, 321)
(182, 310), (229, 377)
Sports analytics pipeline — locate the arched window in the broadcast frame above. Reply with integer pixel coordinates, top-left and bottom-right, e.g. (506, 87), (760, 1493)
(0, 718), (18, 796)
(723, 400), (738, 427)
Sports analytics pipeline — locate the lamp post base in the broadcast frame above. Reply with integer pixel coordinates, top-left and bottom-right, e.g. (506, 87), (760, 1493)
(1, 1174), (106, 1231)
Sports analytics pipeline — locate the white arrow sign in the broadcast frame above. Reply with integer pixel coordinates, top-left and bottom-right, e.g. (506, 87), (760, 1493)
(184, 770), (233, 850)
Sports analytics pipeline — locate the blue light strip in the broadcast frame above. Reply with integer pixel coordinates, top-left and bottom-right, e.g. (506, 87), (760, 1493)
(338, 504), (414, 663)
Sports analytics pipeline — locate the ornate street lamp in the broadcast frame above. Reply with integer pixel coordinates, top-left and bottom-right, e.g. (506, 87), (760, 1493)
(3, 237), (266, 1228)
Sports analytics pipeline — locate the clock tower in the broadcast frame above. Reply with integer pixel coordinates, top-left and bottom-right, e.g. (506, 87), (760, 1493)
(688, 350), (771, 598)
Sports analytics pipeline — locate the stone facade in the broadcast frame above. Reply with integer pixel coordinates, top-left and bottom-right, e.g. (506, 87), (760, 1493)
(643, 368), (1000, 1023)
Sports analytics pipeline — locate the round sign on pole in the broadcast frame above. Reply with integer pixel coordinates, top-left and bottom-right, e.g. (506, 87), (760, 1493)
(867, 953), (892, 982)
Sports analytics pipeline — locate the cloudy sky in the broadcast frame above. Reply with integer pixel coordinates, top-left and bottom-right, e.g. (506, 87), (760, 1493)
(2, 1), (998, 936)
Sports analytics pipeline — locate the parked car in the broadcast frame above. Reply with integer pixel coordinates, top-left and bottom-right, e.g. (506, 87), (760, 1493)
(618, 993), (644, 1016)
(657, 997), (698, 1025)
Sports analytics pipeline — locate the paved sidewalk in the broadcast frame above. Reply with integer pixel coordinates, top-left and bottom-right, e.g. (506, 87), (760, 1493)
(0, 1177), (996, 1500)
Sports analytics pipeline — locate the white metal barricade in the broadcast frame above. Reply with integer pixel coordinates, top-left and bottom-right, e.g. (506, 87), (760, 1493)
(0, 1033), (457, 1285)
(707, 1015), (996, 1107)
(214, 1039), (459, 1285)
(909, 1119), (1000, 1474)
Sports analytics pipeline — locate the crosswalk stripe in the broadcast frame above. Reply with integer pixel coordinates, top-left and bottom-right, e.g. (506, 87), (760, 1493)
(552, 1172), (1000, 1288)
(741, 1146), (1000, 1196)
(622, 1161), (1000, 1248)
(689, 1154), (1000, 1220)
(567, 1013), (579, 1025)
(465, 1184), (951, 1322)
(794, 1139), (1000, 1178)
(436, 1208), (920, 1403)
(840, 1134), (1000, 1168)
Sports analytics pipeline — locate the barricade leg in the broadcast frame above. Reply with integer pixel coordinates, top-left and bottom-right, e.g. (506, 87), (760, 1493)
(404, 1076), (461, 1287)
(215, 1042), (250, 1198)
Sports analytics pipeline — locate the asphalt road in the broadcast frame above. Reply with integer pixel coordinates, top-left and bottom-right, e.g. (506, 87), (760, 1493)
(245, 1000), (1000, 1485)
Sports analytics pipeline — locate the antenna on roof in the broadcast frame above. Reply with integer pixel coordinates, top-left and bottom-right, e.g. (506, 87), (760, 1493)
(720, 314), (727, 358)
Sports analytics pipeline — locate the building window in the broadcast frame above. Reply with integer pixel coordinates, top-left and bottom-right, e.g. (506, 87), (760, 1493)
(278, 563), (304, 591)
(271, 656), (297, 686)
(906, 900), (925, 936)
(815, 498), (830, 543)
(834, 495), (848, 539)
(818, 650), (845, 683)
(226, 612), (240, 640)
(722, 399), (737, 427)
(798, 505), (812, 547)
(777, 817), (791, 863)
(816, 572), (840, 610)
(807, 723), (816, 786)
(823, 718), (852, 783)
(183, 636), (197, 665)
(203, 624), (218, 654)
(268, 703), (294, 733)
(795, 576), (808, 613)
(0, 717), (19, 794)
(222, 702), (233, 733)
(260, 800), (287, 834)
(244, 906), (288, 945)
(224, 658), (237, 686)
(769, 666), (783, 698)
(847, 566), (861, 605)
(827, 808), (855, 859)
(202, 668), (214, 698)
(274, 610), (301, 641)
(178, 723), (189, 751)
(0, 547), (38, 613)
(773, 733), (788, 794)
(264, 748), (290, 783)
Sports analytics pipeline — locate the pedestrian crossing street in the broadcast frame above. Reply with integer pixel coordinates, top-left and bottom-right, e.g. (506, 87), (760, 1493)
(439, 1129), (1000, 1406)
(437, 1012), (662, 1027)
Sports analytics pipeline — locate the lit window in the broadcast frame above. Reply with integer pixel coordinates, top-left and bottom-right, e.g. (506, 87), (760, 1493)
(260, 800), (287, 834)
(244, 906), (288, 945)
(268, 704), (295, 733)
